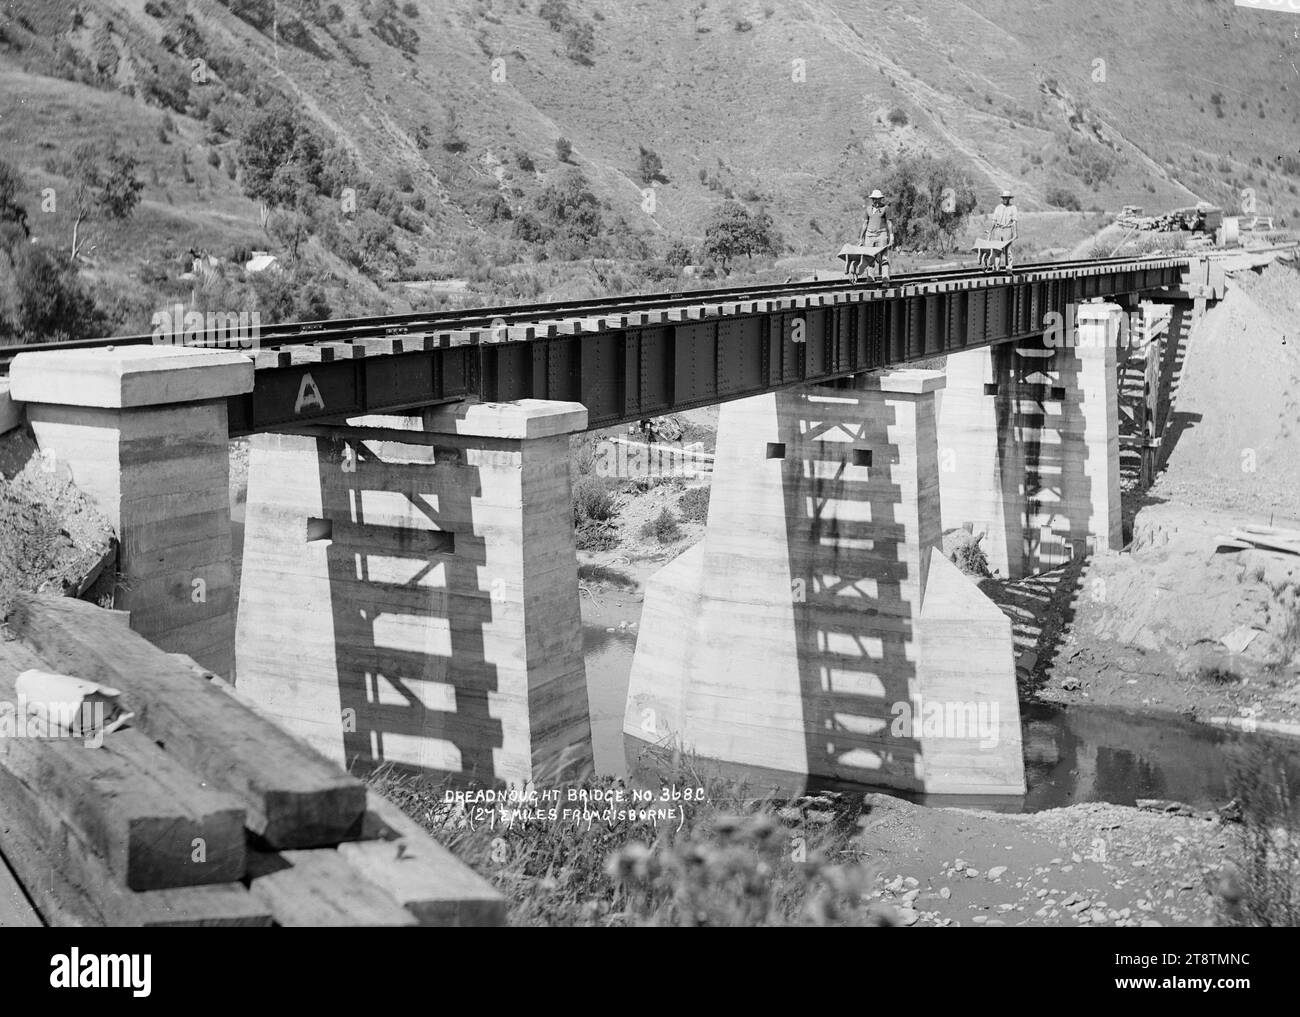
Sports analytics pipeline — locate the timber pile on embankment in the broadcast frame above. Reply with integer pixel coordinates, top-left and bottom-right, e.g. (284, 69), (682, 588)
(0, 595), (503, 927)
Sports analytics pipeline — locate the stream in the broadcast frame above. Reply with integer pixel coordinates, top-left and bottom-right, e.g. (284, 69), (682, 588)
(231, 502), (1299, 813)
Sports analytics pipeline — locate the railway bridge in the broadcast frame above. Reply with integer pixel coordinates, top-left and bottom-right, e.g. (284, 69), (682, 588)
(0, 252), (1243, 797)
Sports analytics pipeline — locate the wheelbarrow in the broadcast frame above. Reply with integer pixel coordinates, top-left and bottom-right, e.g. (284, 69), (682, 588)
(837, 242), (891, 283)
(972, 237), (1013, 272)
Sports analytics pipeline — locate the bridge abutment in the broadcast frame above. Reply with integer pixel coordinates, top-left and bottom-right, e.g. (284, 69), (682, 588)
(9, 346), (252, 676)
(938, 303), (1122, 579)
(234, 399), (593, 788)
(625, 370), (1024, 796)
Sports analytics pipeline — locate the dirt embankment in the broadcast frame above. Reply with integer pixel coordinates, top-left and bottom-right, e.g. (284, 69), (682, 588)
(1150, 263), (1299, 517)
(0, 428), (115, 623)
(988, 263), (1300, 729)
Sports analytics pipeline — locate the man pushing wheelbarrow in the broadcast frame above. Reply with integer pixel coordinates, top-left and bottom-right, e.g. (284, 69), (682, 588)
(974, 188), (1018, 272)
(838, 189), (894, 284)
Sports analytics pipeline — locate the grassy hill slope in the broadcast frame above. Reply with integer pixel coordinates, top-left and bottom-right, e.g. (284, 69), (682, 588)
(1, 0), (1296, 332)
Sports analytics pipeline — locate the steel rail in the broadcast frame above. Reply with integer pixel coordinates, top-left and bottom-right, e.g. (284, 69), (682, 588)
(0, 253), (1189, 371)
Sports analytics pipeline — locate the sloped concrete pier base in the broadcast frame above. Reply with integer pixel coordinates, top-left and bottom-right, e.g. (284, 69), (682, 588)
(938, 305), (1121, 579)
(625, 372), (1025, 796)
(235, 400), (593, 788)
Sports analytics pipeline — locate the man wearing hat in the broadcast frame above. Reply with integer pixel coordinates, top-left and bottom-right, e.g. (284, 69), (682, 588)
(855, 189), (894, 282)
(986, 188), (1019, 270)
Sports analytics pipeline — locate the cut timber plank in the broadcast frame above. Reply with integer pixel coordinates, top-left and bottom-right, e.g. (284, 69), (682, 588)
(170, 663), (505, 926)
(0, 640), (246, 890)
(11, 596), (366, 848)
(0, 763), (269, 926)
(247, 848), (417, 927)
(341, 793), (505, 927)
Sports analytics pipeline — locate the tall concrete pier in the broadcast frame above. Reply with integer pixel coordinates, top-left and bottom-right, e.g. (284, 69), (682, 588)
(938, 303), (1122, 579)
(235, 400), (593, 788)
(9, 346), (251, 676)
(625, 370), (1025, 796)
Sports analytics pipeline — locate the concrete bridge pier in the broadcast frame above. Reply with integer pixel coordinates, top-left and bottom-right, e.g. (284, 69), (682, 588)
(938, 303), (1122, 579)
(8, 346), (252, 676)
(234, 399), (593, 789)
(625, 370), (1025, 796)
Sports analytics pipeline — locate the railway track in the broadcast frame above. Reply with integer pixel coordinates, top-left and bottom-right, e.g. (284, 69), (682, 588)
(0, 253), (1189, 373)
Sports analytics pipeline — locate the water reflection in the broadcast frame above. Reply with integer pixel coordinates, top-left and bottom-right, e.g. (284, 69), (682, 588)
(586, 620), (1300, 813)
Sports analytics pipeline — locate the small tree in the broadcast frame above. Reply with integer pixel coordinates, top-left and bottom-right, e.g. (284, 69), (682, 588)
(237, 104), (324, 224)
(555, 136), (573, 163)
(442, 107), (468, 154)
(702, 200), (780, 273)
(0, 160), (30, 237)
(2, 243), (107, 342)
(534, 168), (602, 256)
(876, 152), (977, 252)
(665, 238), (692, 267)
(1045, 186), (1082, 211)
(637, 145), (664, 185)
(66, 141), (144, 260)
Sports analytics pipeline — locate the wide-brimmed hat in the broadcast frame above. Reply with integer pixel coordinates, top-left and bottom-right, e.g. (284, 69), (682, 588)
(869, 189), (884, 199)
(1000, 189), (1014, 198)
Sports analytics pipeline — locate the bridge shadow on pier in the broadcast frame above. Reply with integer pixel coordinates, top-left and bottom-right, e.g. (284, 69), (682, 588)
(316, 434), (505, 785)
(993, 342), (1098, 576)
(780, 387), (925, 790)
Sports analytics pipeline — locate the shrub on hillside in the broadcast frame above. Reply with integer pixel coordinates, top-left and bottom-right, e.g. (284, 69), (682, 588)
(887, 106), (909, 126)
(573, 474), (615, 525)
(0, 243), (108, 343)
(641, 508), (681, 544)
(575, 520), (618, 551)
(562, 20), (594, 64)
(665, 239), (693, 268)
(539, 0), (570, 31)
(555, 137), (573, 163)
(1045, 187), (1082, 211)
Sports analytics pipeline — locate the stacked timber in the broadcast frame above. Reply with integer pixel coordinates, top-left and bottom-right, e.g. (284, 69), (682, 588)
(0, 595), (504, 927)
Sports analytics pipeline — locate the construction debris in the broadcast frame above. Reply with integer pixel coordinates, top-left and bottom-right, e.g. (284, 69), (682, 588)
(1214, 526), (1300, 556)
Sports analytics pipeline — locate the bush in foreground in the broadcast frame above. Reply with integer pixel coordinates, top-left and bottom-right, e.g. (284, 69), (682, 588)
(369, 761), (891, 927)
(1218, 748), (1300, 926)
(572, 474), (614, 525)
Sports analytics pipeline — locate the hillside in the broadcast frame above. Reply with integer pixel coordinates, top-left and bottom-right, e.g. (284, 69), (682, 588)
(1, 0), (1297, 332)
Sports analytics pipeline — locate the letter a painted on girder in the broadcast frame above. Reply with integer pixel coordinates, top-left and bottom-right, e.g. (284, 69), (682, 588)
(295, 372), (325, 414)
